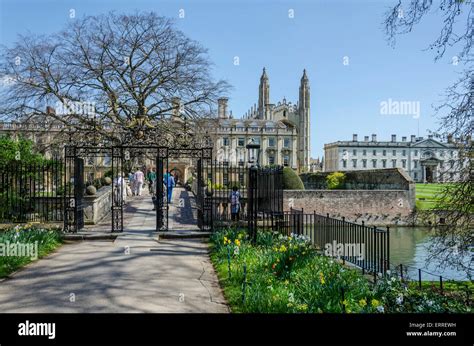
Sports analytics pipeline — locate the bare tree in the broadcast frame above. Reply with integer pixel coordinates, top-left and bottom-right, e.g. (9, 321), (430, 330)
(0, 12), (229, 144)
(383, 0), (473, 278)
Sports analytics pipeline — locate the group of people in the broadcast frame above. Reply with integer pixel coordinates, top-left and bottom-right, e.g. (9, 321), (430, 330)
(114, 167), (179, 204)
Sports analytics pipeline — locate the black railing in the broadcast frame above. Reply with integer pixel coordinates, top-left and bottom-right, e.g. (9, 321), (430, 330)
(0, 160), (64, 223)
(255, 208), (390, 275)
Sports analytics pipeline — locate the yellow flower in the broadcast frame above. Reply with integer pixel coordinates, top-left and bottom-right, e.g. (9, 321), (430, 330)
(279, 245), (287, 252)
(297, 304), (308, 311)
(371, 299), (380, 307)
(234, 239), (241, 247)
(319, 272), (326, 285)
(359, 299), (367, 307)
(284, 280), (289, 286)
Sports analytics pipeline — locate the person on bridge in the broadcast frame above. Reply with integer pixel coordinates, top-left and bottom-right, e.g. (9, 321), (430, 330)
(133, 168), (145, 196)
(165, 171), (175, 203)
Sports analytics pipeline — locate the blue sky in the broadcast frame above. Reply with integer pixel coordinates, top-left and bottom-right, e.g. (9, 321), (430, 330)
(0, 0), (465, 158)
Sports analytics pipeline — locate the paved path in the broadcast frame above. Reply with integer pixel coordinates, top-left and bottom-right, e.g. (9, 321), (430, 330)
(0, 189), (228, 313)
(169, 187), (199, 231)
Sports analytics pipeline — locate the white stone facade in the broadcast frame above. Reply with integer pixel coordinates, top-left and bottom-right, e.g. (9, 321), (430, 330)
(324, 134), (463, 183)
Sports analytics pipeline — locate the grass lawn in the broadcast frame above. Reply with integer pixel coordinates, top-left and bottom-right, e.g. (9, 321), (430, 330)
(415, 183), (454, 210)
(0, 225), (63, 278)
(210, 228), (471, 313)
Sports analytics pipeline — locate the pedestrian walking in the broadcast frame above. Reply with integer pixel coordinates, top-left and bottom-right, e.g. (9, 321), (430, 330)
(165, 170), (175, 202)
(147, 168), (157, 194)
(133, 168), (145, 196)
(229, 186), (241, 221)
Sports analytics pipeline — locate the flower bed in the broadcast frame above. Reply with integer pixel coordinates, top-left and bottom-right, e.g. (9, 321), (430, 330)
(0, 224), (63, 277)
(210, 228), (471, 313)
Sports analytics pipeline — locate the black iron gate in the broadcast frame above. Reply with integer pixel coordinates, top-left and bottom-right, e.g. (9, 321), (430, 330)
(156, 147), (168, 231)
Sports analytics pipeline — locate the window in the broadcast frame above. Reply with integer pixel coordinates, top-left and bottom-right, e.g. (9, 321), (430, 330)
(223, 137), (230, 146)
(392, 150), (396, 156)
(372, 160), (377, 168)
(373, 150), (377, 156)
(103, 154), (111, 166)
(268, 137), (276, 147)
(382, 160), (386, 168)
(402, 160), (406, 168)
(383, 150), (386, 156)
(414, 150), (418, 156)
(402, 150), (406, 156)
(342, 160), (347, 168)
(252, 137), (260, 145)
(239, 172), (245, 185)
(392, 159), (397, 168)
(223, 174), (229, 185)
(238, 138), (245, 147)
(414, 172), (418, 179)
(283, 155), (290, 166)
(363, 150), (367, 156)
(362, 159), (367, 168)
(269, 156), (275, 165)
(353, 149), (357, 156)
(352, 159), (357, 168)
(87, 157), (94, 165)
(414, 160), (418, 168)
(283, 138), (290, 148)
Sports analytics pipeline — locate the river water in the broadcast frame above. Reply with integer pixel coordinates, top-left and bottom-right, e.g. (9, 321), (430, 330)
(389, 227), (471, 281)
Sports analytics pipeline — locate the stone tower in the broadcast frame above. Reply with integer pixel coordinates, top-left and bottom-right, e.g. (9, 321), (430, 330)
(258, 68), (270, 119)
(298, 69), (310, 170)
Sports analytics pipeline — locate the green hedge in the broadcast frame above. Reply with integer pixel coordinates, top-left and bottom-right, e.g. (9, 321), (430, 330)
(282, 167), (305, 190)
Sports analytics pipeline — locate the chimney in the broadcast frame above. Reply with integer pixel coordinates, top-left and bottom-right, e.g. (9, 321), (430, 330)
(46, 106), (56, 115)
(218, 97), (229, 119)
(391, 134), (396, 142)
(353, 134), (358, 142)
(171, 97), (181, 117)
(402, 136), (407, 142)
(364, 136), (369, 142)
(428, 134), (433, 139)
(447, 134), (453, 143)
(411, 135), (416, 142)
(371, 134), (377, 142)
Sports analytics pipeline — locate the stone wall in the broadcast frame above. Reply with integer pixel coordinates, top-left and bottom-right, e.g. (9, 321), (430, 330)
(283, 188), (416, 226)
(83, 186), (113, 225)
(300, 168), (414, 190)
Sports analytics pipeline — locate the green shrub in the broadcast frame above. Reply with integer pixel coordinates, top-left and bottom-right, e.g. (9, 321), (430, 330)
(209, 228), (471, 313)
(0, 225), (62, 277)
(326, 172), (346, 189)
(282, 167), (305, 190)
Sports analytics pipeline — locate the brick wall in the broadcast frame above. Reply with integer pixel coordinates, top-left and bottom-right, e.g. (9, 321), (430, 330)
(283, 188), (415, 226)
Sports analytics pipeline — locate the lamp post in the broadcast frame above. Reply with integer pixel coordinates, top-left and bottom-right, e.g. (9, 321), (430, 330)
(246, 139), (261, 243)
(246, 138), (261, 168)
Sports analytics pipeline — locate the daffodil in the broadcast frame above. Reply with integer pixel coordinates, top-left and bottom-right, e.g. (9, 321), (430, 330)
(319, 272), (326, 285)
(371, 299), (380, 307)
(234, 239), (241, 247)
(359, 299), (367, 307)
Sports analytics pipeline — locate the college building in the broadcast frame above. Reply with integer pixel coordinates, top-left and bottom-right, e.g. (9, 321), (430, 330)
(324, 134), (463, 183)
(207, 68), (311, 171)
